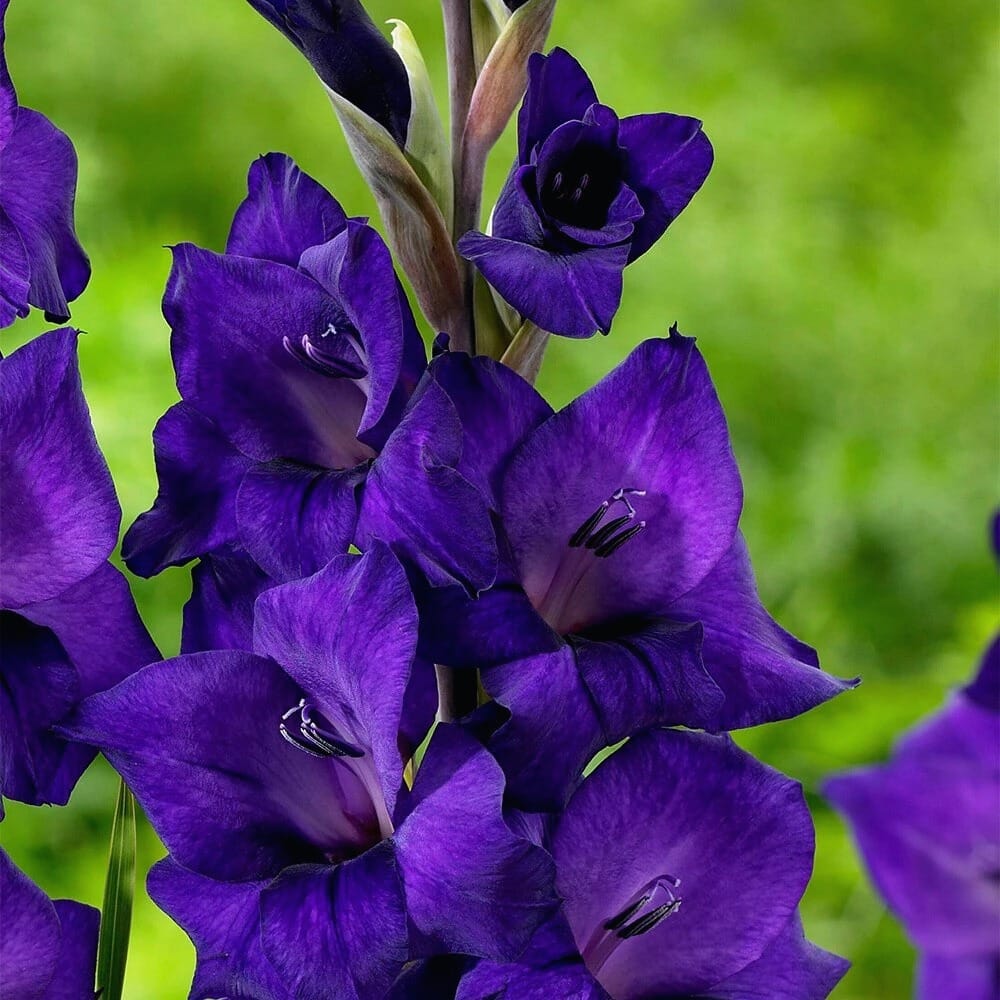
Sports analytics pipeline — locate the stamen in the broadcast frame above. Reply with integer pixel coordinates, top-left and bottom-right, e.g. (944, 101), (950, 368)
(568, 488), (647, 558)
(583, 874), (682, 974)
(595, 521), (646, 558)
(279, 699), (364, 759)
(282, 328), (368, 380)
(552, 171), (564, 194)
(603, 893), (650, 931)
(616, 900), (681, 939)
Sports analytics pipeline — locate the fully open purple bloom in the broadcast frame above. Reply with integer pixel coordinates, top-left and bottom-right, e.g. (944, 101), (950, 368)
(458, 48), (713, 337)
(457, 730), (848, 999)
(363, 329), (854, 808)
(0, 328), (157, 811)
(0, 1), (89, 327)
(65, 545), (556, 998)
(123, 153), (425, 583)
(0, 848), (99, 1000)
(825, 568), (1000, 998)
(246, 0), (411, 145)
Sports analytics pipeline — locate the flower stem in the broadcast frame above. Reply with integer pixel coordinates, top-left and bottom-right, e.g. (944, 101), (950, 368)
(501, 319), (551, 383)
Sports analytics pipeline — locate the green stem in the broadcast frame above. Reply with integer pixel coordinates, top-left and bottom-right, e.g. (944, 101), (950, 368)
(500, 319), (551, 383)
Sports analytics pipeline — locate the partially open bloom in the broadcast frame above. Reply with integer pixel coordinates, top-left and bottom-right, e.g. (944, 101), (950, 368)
(362, 329), (854, 807)
(0, 847), (99, 999)
(457, 730), (849, 999)
(0, 329), (157, 811)
(123, 153), (426, 582)
(65, 545), (556, 998)
(458, 48), (712, 337)
(0, 0), (89, 327)
(825, 523), (1000, 999)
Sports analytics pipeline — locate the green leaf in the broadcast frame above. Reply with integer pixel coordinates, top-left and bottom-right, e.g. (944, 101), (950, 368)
(96, 779), (136, 1000)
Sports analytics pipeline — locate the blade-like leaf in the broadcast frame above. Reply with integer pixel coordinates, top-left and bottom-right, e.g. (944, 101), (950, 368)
(96, 779), (136, 1000)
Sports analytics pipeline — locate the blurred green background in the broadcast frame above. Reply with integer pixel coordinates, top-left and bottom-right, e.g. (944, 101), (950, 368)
(3, 0), (998, 996)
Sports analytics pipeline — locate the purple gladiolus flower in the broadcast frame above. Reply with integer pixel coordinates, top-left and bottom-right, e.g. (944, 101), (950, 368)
(122, 152), (426, 582)
(457, 730), (849, 999)
(0, 328), (158, 812)
(825, 522), (1000, 999)
(458, 48), (713, 337)
(64, 545), (557, 999)
(362, 328), (855, 807)
(246, 0), (411, 145)
(0, 0), (89, 327)
(0, 848), (99, 1000)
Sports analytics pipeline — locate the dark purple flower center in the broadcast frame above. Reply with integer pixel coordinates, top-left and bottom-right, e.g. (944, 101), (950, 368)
(582, 873), (682, 973)
(539, 140), (622, 230)
(282, 320), (369, 383)
(532, 487), (646, 633)
(278, 698), (365, 758)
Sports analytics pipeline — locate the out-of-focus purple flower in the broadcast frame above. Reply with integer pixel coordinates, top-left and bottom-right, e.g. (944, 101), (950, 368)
(64, 545), (556, 998)
(122, 153), (426, 583)
(457, 730), (849, 999)
(825, 528), (1000, 999)
(0, 847), (99, 1000)
(362, 329), (854, 808)
(246, 0), (411, 145)
(0, 1), (89, 327)
(458, 48), (712, 337)
(0, 329), (157, 812)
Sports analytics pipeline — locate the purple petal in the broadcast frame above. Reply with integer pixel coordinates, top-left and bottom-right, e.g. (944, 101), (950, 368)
(236, 460), (363, 581)
(458, 231), (627, 337)
(0, 202), (29, 327)
(0, 848), (61, 1000)
(166, 243), (374, 469)
(357, 376), (498, 594)
(705, 913), (849, 1000)
(181, 548), (273, 655)
(2, 560), (152, 809)
(254, 544), (417, 817)
(457, 916), (609, 1000)
(64, 651), (384, 881)
(518, 49), (598, 161)
(299, 220), (426, 451)
(489, 164), (548, 248)
(668, 534), (857, 730)
(427, 350), (553, 502)
(1, 612), (85, 809)
(45, 900), (100, 1000)
(413, 573), (561, 671)
(554, 730), (815, 996)
(395, 724), (558, 961)
(895, 692), (1000, 766)
(147, 858), (290, 1000)
(22, 560), (158, 699)
(618, 112), (714, 261)
(825, 754), (1000, 955)
(917, 954), (1000, 1000)
(226, 152), (347, 266)
(0, 107), (89, 322)
(122, 402), (251, 576)
(500, 331), (742, 634)
(259, 846), (408, 1000)
(485, 622), (722, 810)
(966, 634), (999, 712)
(0, 329), (119, 608)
